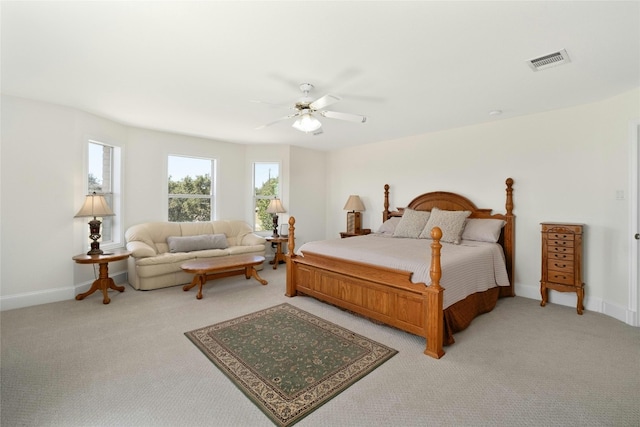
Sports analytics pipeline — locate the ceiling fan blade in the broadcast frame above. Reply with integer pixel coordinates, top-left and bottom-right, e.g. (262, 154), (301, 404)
(310, 94), (341, 110)
(319, 110), (367, 124)
(255, 112), (299, 130)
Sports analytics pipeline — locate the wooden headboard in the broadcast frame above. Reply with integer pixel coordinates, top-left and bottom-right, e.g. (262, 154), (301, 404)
(381, 178), (515, 294)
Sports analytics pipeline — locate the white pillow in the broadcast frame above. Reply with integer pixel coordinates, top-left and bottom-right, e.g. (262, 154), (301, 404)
(393, 208), (431, 238)
(420, 207), (471, 244)
(377, 216), (402, 235)
(461, 218), (505, 243)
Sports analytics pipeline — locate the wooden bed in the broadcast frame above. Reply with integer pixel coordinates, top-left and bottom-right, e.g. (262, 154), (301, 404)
(285, 178), (515, 359)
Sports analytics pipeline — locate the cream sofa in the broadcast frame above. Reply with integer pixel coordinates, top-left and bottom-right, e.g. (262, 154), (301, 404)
(125, 220), (266, 290)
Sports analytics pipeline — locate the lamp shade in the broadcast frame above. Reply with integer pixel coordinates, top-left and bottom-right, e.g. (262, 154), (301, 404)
(292, 113), (322, 133)
(266, 198), (286, 214)
(343, 195), (365, 212)
(74, 192), (114, 218)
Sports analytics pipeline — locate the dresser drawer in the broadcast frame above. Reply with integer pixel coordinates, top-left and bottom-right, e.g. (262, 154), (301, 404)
(548, 245), (572, 256)
(547, 232), (574, 241)
(549, 252), (574, 261)
(548, 271), (575, 285)
(548, 239), (574, 249)
(548, 259), (574, 273)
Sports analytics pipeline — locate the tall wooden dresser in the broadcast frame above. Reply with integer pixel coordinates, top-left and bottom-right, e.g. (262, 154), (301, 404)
(540, 222), (585, 314)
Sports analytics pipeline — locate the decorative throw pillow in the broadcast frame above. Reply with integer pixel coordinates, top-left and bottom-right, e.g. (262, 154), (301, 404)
(420, 207), (471, 243)
(167, 234), (228, 253)
(393, 208), (431, 238)
(377, 216), (402, 235)
(461, 218), (505, 243)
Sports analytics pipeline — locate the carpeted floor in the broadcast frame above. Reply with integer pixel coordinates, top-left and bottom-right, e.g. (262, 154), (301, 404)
(1, 266), (639, 426)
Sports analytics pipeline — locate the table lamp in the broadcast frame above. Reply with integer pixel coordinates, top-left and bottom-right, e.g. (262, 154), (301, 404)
(75, 192), (115, 255)
(343, 195), (365, 234)
(266, 198), (286, 237)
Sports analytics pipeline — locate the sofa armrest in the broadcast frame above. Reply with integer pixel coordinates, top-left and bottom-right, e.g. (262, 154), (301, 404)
(240, 233), (266, 246)
(126, 241), (156, 258)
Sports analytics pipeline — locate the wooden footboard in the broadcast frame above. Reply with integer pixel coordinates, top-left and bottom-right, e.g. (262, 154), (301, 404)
(286, 218), (446, 358)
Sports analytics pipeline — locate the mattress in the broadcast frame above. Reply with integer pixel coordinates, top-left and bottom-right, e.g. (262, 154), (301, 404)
(297, 234), (510, 309)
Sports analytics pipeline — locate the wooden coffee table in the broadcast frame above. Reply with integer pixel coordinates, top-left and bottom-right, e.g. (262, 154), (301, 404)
(181, 254), (267, 300)
(72, 249), (131, 304)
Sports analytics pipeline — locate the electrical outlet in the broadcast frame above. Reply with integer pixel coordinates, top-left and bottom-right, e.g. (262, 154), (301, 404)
(616, 190), (625, 200)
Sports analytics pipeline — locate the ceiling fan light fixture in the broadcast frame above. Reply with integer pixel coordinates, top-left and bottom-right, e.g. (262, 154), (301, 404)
(292, 113), (322, 133)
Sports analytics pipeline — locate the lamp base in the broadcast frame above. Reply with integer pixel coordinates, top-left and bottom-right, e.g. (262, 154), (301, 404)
(87, 218), (104, 255)
(87, 241), (104, 255)
(346, 211), (362, 234)
(272, 214), (280, 238)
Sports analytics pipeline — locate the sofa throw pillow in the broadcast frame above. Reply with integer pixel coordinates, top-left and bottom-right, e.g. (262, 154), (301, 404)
(167, 234), (228, 253)
(393, 208), (431, 238)
(461, 218), (505, 243)
(420, 207), (471, 244)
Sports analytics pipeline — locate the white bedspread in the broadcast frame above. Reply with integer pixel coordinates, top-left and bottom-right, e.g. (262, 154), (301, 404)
(297, 234), (510, 309)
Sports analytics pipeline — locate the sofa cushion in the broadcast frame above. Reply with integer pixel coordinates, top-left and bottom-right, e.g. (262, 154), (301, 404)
(167, 234), (228, 253)
(214, 221), (255, 246)
(180, 222), (215, 237)
(126, 241), (156, 258)
(135, 253), (196, 278)
(194, 248), (231, 258)
(227, 245), (267, 256)
(135, 252), (194, 266)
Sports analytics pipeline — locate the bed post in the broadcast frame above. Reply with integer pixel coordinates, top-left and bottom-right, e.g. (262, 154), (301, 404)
(285, 217), (297, 297)
(504, 178), (515, 296)
(383, 184), (390, 222)
(424, 227), (445, 359)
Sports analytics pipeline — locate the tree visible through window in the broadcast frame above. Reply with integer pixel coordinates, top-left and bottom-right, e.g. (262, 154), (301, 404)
(168, 155), (215, 222)
(254, 162), (280, 232)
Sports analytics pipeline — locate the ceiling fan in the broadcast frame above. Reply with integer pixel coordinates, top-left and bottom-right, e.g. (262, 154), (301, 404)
(255, 83), (367, 135)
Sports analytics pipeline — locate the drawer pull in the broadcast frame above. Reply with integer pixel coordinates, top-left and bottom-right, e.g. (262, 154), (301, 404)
(554, 263), (566, 268)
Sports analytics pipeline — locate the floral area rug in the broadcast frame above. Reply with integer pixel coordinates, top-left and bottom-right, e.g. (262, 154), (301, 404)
(185, 303), (397, 426)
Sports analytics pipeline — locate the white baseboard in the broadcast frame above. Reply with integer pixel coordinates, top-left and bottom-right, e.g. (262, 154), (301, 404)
(0, 272), (129, 312)
(516, 283), (637, 326)
(2, 277), (637, 327)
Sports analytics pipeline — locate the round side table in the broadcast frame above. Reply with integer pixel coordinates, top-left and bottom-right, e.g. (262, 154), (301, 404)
(266, 236), (288, 270)
(72, 249), (131, 304)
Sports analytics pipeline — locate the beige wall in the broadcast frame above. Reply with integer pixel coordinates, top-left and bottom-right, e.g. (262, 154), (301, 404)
(327, 88), (640, 323)
(2, 90), (638, 326)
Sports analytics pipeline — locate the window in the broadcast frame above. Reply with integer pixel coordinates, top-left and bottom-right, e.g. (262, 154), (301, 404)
(168, 155), (215, 222)
(87, 140), (121, 247)
(253, 162), (280, 232)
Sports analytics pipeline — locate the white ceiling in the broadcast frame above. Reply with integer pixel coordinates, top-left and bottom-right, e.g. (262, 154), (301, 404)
(2, 1), (639, 151)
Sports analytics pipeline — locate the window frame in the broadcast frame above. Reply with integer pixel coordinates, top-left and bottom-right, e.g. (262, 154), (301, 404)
(84, 139), (122, 251)
(252, 161), (281, 233)
(167, 154), (217, 222)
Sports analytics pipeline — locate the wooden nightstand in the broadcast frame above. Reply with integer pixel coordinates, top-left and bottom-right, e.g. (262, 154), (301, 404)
(340, 229), (371, 238)
(265, 236), (288, 269)
(540, 222), (585, 315)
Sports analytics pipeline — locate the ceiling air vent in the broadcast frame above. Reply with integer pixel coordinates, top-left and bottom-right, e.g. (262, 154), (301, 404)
(527, 49), (571, 71)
